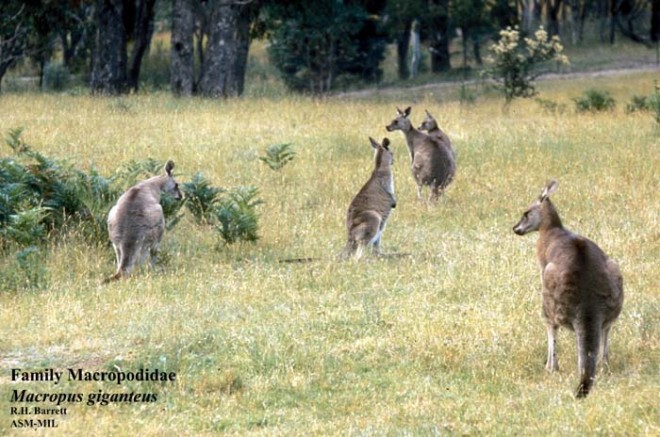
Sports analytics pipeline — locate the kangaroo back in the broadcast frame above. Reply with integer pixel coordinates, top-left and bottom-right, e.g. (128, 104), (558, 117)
(386, 106), (455, 202)
(106, 160), (182, 281)
(342, 137), (396, 259)
(513, 180), (624, 398)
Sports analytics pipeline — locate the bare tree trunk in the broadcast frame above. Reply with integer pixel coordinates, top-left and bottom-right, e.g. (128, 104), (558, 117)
(653, 0), (660, 42)
(429, 0), (451, 73)
(461, 27), (469, 68)
(91, 0), (127, 94)
(546, 0), (563, 37)
(232, 4), (252, 96)
(409, 20), (421, 78)
(472, 32), (482, 65)
(569, 0), (580, 44)
(198, 1), (252, 98)
(396, 20), (411, 80)
(522, 0), (534, 33)
(127, 0), (156, 92)
(171, 0), (194, 95)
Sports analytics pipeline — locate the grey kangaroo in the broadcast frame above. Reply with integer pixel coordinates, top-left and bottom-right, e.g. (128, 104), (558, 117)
(106, 160), (182, 281)
(386, 107), (455, 202)
(513, 180), (624, 398)
(342, 137), (396, 259)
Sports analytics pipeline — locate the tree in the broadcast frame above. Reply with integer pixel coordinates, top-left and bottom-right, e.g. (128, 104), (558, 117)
(653, 0), (660, 42)
(0, 3), (31, 92)
(170, 0), (259, 98)
(427, 0), (451, 72)
(385, 0), (426, 79)
(484, 26), (569, 106)
(170, 0), (194, 95)
(90, 0), (157, 94)
(90, 0), (128, 94)
(452, 0), (490, 67)
(266, 0), (387, 93)
(198, 1), (255, 97)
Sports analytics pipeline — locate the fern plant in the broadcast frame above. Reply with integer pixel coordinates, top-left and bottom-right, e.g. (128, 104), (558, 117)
(214, 186), (263, 245)
(182, 172), (224, 225)
(259, 143), (295, 171)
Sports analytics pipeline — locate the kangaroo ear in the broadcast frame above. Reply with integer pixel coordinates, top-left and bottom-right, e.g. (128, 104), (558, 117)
(540, 179), (558, 201)
(381, 138), (390, 150)
(165, 160), (175, 176)
(425, 109), (434, 120)
(403, 106), (411, 117)
(368, 137), (379, 149)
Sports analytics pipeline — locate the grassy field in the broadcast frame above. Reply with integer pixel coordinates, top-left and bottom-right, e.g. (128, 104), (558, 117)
(0, 71), (658, 435)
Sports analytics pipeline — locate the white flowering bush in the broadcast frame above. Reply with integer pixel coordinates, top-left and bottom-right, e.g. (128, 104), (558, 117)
(484, 27), (569, 105)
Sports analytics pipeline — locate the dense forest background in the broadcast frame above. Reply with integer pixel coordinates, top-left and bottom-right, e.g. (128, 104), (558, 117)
(1, 0), (659, 96)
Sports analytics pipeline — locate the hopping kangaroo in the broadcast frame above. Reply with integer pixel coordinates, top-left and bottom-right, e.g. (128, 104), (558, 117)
(386, 107), (455, 202)
(417, 110), (455, 160)
(106, 160), (182, 281)
(513, 180), (624, 398)
(342, 137), (396, 259)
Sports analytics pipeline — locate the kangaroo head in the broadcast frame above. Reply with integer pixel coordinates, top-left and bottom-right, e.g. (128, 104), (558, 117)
(369, 136), (393, 168)
(418, 110), (438, 132)
(386, 106), (412, 132)
(513, 180), (559, 235)
(163, 160), (183, 200)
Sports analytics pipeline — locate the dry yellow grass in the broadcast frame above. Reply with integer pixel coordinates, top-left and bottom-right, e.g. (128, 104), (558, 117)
(0, 71), (658, 435)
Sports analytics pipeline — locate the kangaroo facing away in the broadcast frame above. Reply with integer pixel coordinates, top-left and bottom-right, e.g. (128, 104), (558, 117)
(417, 109), (455, 161)
(386, 107), (455, 202)
(513, 180), (624, 398)
(341, 137), (396, 259)
(106, 160), (183, 282)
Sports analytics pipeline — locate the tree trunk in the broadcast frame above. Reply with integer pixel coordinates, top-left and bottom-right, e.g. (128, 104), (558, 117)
(546, 0), (563, 37)
(91, 0), (127, 94)
(652, 0), (660, 42)
(171, 0), (194, 95)
(429, 0), (451, 73)
(232, 4), (252, 96)
(472, 32), (482, 65)
(461, 26), (469, 68)
(198, 2), (251, 98)
(569, 0), (580, 44)
(522, 0), (534, 33)
(409, 20), (421, 78)
(127, 0), (156, 92)
(396, 21), (411, 80)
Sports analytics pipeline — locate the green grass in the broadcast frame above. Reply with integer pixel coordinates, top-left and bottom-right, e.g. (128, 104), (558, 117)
(0, 71), (658, 435)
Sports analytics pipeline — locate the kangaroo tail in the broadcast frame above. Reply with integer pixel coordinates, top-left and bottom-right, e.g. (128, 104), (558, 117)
(575, 321), (600, 398)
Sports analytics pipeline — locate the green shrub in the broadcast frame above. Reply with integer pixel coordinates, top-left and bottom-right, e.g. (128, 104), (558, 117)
(483, 26), (569, 105)
(625, 95), (649, 114)
(183, 172), (224, 225)
(646, 85), (660, 125)
(573, 89), (616, 113)
(259, 143), (295, 171)
(214, 186), (263, 245)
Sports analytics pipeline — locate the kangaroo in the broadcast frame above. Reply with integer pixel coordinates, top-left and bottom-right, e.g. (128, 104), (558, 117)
(513, 180), (624, 398)
(386, 106), (455, 202)
(106, 160), (183, 282)
(417, 109), (455, 161)
(341, 137), (396, 259)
